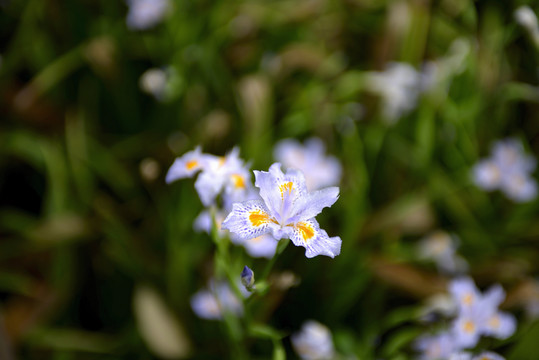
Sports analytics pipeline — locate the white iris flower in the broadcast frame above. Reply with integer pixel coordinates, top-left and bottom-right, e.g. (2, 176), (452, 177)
(414, 332), (455, 360)
(222, 163), (341, 258)
(190, 281), (247, 321)
(449, 278), (516, 348)
(126, 0), (170, 30)
(472, 139), (537, 202)
(291, 320), (335, 360)
(166, 147), (253, 207)
(273, 138), (342, 191)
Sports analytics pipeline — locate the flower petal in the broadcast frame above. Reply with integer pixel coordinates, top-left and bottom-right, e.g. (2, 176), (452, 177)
(290, 219), (341, 258)
(449, 277), (480, 313)
(482, 284), (505, 309)
(290, 186), (339, 223)
(195, 171), (225, 206)
(166, 146), (206, 183)
(242, 234), (278, 259)
(190, 289), (222, 320)
(254, 163), (283, 217)
(482, 311), (516, 340)
(222, 200), (274, 241)
(254, 163), (308, 223)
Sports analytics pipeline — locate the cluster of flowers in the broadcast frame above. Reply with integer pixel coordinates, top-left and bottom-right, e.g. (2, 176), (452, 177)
(415, 277), (516, 360)
(166, 139), (342, 260)
(167, 139), (342, 319)
(166, 146), (278, 258)
(472, 139), (537, 202)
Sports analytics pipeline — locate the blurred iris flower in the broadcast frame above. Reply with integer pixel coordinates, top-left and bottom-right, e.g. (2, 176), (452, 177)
(449, 278), (516, 348)
(472, 139), (537, 202)
(366, 62), (425, 123)
(126, 0), (170, 30)
(222, 163), (341, 258)
(274, 138), (342, 191)
(414, 332), (455, 360)
(190, 281), (248, 320)
(417, 231), (468, 275)
(415, 278), (516, 358)
(291, 320), (335, 360)
(515, 6), (539, 47)
(168, 147), (279, 257)
(166, 147), (253, 207)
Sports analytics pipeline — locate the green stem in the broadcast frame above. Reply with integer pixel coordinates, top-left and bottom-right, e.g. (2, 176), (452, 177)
(260, 239), (290, 283)
(209, 208), (248, 360)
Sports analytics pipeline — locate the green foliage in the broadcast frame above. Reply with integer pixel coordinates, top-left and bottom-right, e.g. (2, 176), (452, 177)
(1, 0), (539, 359)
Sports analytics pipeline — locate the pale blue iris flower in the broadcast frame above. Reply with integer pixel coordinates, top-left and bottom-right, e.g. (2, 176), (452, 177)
(273, 138), (342, 191)
(222, 163), (341, 258)
(414, 332), (455, 360)
(190, 281), (248, 321)
(417, 231), (468, 275)
(166, 146), (213, 183)
(472, 139), (537, 202)
(366, 62), (425, 123)
(194, 147), (252, 207)
(291, 320), (335, 360)
(416, 278), (516, 359)
(241, 234), (278, 259)
(449, 277), (516, 348)
(166, 147), (253, 207)
(126, 0), (170, 30)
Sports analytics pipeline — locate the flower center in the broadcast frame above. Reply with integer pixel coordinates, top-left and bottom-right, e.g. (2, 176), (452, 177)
(462, 293), (474, 306)
(231, 174), (245, 189)
(186, 160), (198, 170)
(463, 320), (475, 333)
(489, 315), (500, 329)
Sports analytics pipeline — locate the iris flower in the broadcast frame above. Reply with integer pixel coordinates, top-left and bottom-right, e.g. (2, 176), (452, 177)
(472, 139), (537, 202)
(449, 278), (516, 348)
(222, 163), (341, 258)
(291, 321), (335, 360)
(194, 210), (278, 259)
(414, 332), (455, 360)
(166, 147), (252, 207)
(126, 0), (170, 30)
(190, 281), (248, 321)
(273, 138), (342, 191)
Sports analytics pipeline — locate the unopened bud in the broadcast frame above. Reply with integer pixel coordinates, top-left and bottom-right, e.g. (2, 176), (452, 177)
(241, 266), (255, 291)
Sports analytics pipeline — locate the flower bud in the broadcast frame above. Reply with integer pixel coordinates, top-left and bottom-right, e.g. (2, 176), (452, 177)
(241, 266), (255, 290)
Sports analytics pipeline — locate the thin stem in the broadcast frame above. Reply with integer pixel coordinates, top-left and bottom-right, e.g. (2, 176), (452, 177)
(209, 208), (248, 360)
(260, 239), (290, 282)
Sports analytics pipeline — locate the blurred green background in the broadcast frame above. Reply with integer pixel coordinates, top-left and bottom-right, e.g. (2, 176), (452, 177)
(1, 0), (539, 359)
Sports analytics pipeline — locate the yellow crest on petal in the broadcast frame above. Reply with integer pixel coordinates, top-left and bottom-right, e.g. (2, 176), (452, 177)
(249, 211), (270, 227)
(185, 160), (198, 170)
(231, 174), (246, 189)
(296, 222), (315, 242)
(279, 181), (294, 199)
(463, 320), (475, 333)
